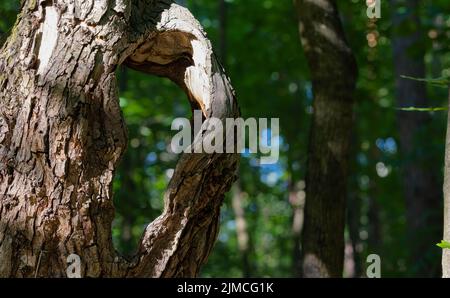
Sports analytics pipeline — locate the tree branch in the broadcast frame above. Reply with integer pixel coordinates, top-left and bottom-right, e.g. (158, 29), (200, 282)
(124, 2), (240, 277)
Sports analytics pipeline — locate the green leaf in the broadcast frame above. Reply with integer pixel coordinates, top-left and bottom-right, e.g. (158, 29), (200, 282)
(396, 106), (447, 112)
(400, 75), (450, 88)
(437, 240), (450, 249)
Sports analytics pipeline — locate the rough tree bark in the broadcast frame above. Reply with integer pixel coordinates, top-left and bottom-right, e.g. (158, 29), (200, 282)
(391, 0), (442, 277)
(294, 0), (358, 277)
(0, 0), (239, 277)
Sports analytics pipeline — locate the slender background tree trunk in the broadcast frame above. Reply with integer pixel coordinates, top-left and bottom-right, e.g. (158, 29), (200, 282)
(289, 178), (305, 277)
(231, 183), (252, 277)
(443, 88), (450, 278)
(391, 0), (442, 277)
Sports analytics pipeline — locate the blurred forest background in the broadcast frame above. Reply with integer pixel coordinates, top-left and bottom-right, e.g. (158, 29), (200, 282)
(1, 0), (450, 277)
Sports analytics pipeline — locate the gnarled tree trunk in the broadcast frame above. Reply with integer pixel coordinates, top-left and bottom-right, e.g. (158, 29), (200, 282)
(294, 0), (358, 277)
(0, 0), (239, 277)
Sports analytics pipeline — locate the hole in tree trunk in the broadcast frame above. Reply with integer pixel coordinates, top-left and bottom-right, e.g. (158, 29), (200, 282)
(112, 66), (192, 258)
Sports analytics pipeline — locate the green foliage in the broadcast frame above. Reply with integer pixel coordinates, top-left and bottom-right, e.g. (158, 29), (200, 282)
(400, 75), (450, 88)
(0, 1), (20, 34)
(397, 107), (447, 112)
(396, 75), (449, 113)
(437, 240), (450, 249)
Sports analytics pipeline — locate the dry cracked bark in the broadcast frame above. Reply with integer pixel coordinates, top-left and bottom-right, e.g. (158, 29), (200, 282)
(0, 0), (239, 277)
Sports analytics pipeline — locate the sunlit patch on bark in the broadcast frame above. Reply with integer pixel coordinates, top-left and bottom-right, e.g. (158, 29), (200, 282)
(37, 6), (59, 75)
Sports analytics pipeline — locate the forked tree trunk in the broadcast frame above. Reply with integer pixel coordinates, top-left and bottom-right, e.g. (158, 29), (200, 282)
(0, 0), (239, 277)
(294, 0), (358, 277)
